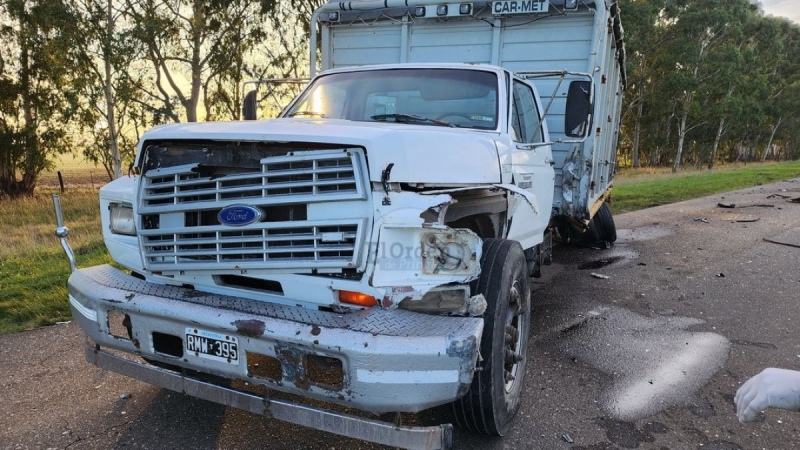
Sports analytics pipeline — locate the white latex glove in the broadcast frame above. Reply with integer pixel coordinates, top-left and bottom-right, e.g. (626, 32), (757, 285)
(735, 368), (800, 422)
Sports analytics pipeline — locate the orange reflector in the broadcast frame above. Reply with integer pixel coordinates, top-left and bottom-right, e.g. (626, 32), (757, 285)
(338, 290), (377, 307)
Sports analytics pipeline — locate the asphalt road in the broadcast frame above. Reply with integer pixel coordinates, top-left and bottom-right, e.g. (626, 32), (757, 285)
(3, 179), (800, 450)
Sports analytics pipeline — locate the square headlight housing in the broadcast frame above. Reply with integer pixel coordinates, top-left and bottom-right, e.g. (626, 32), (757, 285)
(109, 202), (136, 236)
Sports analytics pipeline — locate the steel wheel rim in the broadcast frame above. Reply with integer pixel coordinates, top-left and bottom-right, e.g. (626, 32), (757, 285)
(504, 279), (525, 394)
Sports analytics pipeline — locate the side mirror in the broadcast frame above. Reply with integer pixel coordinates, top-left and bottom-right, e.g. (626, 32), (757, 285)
(243, 90), (258, 120)
(564, 80), (593, 138)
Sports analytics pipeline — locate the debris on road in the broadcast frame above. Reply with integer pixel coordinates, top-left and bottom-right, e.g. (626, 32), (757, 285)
(694, 217), (709, 223)
(763, 238), (800, 249)
(717, 202), (775, 209)
(561, 434), (574, 444)
(735, 218), (760, 223)
(767, 194), (791, 199)
(591, 273), (610, 280)
(738, 204), (774, 208)
(716, 273), (726, 278)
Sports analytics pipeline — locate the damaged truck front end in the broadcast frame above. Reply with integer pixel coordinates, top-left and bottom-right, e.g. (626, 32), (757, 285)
(58, 124), (508, 449)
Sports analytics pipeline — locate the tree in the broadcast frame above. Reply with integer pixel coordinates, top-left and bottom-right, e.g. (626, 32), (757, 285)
(658, 0), (754, 172)
(71, 0), (149, 180)
(123, 0), (280, 123)
(0, 0), (86, 197)
(620, 0), (674, 168)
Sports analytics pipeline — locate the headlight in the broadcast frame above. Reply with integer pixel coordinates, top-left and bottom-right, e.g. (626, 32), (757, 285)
(109, 202), (136, 235)
(420, 230), (479, 275)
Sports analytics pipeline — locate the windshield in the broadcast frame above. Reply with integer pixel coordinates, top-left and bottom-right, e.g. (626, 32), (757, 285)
(283, 68), (499, 130)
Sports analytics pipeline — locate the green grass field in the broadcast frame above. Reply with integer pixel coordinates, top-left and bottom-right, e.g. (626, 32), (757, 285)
(1, 159), (799, 335)
(0, 153), (113, 334)
(611, 161), (800, 213)
(0, 187), (112, 334)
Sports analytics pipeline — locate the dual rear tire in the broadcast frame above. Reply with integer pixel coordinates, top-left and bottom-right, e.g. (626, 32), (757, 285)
(572, 202), (617, 247)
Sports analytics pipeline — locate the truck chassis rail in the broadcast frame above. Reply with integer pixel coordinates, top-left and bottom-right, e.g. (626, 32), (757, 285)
(86, 344), (453, 450)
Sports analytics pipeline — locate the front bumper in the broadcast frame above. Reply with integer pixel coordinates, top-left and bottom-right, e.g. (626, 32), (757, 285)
(68, 265), (483, 414)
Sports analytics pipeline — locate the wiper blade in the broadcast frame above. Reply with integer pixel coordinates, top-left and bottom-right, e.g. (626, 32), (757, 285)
(287, 110), (326, 118)
(371, 113), (455, 127)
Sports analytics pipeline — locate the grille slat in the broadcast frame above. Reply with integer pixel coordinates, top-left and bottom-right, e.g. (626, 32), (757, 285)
(144, 245), (357, 258)
(138, 149), (367, 271)
(142, 176), (357, 203)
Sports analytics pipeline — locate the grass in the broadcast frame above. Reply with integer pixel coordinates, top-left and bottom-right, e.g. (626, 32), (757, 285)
(1, 159), (800, 335)
(611, 161), (800, 213)
(0, 185), (111, 335)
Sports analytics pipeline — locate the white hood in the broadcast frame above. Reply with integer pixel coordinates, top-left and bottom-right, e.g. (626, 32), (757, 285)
(140, 119), (502, 185)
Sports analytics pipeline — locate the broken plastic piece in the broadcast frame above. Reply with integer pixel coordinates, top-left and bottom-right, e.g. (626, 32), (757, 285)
(590, 272), (609, 280)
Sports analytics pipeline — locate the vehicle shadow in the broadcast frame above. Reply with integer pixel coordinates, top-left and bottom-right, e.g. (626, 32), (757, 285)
(112, 389), (227, 449)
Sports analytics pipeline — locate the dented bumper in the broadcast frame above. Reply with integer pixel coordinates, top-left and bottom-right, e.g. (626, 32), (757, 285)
(68, 265), (483, 414)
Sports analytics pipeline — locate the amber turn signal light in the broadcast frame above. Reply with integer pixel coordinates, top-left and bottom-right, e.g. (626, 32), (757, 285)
(338, 290), (378, 307)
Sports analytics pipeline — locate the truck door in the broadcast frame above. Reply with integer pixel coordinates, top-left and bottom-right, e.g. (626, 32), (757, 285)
(506, 79), (554, 248)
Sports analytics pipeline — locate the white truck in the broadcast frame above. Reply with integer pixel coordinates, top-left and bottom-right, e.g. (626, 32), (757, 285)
(55, 1), (625, 448)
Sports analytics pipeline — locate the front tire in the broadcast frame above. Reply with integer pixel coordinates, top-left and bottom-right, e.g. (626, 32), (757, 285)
(452, 239), (531, 436)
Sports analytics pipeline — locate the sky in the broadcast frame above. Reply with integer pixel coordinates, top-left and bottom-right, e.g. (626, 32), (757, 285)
(760, 0), (800, 24)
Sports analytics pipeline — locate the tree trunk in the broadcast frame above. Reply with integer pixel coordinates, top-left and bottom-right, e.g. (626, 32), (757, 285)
(708, 117), (725, 170)
(650, 122), (662, 166)
(104, 0), (122, 179)
(761, 116), (782, 162)
(187, 0), (203, 123)
(673, 106), (690, 173)
(20, 14), (37, 196)
(632, 94), (643, 168)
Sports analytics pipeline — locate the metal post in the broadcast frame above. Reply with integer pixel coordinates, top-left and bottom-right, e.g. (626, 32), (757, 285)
(52, 194), (77, 273)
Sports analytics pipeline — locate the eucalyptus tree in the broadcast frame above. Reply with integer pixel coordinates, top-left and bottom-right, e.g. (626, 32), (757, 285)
(620, 0), (663, 167)
(123, 0), (319, 123)
(653, 0), (755, 172)
(700, 6), (761, 169)
(617, 0), (800, 169)
(619, 0), (695, 168)
(0, 0), (86, 197)
(758, 18), (800, 161)
(72, 0), (150, 180)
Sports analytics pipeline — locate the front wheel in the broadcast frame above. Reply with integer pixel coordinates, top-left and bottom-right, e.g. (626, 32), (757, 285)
(452, 239), (531, 436)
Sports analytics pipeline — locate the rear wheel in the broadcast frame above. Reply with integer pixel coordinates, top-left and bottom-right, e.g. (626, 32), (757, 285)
(571, 202), (616, 247)
(452, 239), (531, 436)
(594, 202), (617, 243)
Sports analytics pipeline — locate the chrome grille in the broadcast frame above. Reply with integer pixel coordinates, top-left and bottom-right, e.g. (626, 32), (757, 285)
(141, 151), (363, 209)
(137, 149), (368, 271)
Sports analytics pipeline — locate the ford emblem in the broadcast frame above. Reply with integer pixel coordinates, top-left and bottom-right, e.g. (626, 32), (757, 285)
(218, 205), (263, 226)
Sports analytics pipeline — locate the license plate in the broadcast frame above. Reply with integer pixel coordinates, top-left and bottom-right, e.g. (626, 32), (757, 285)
(185, 328), (239, 364)
(492, 0), (550, 15)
